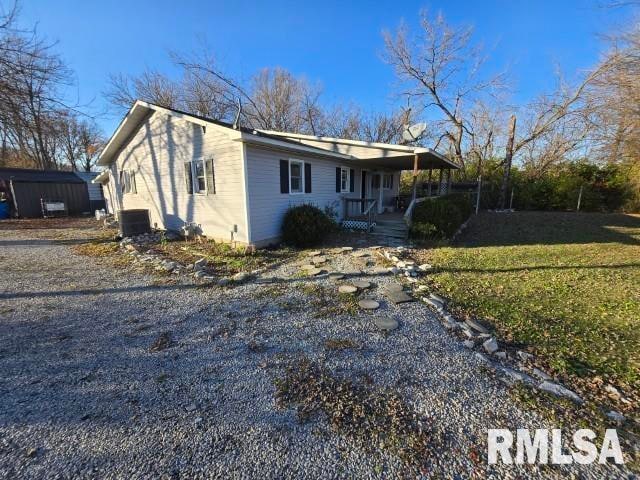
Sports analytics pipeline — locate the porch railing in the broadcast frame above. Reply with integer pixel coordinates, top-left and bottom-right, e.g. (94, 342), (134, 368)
(343, 198), (377, 232)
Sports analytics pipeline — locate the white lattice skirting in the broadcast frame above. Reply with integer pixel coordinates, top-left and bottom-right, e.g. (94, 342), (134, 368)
(342, 220), (376, 230)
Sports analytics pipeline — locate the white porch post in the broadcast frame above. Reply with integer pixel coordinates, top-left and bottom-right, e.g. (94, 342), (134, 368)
(378, 172), (384, 214)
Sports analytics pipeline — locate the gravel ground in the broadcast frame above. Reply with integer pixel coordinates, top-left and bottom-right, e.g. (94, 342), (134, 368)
(0, 219), (633, 479)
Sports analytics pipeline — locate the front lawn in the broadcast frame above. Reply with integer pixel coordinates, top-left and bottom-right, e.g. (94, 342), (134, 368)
(418, 211), (640, 394)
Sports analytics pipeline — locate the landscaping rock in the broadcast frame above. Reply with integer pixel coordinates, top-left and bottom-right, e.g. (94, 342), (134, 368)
(328, 273), (345, 280)
(418, 263), (433, 271)
(494, 351), (507, 360)
(307, 250), (322, 257)
(464, 318), (489, 334)
(388, 266), (400, 275)
(193, 270), (208, 279)
(373, 317), (399, 332)
(232, 272), (250, 282)
(217, 278), (230, 287)
(358, 299), (380, 310)
(371, 267), (389, 275)
(305, 268), (324, 276)
(482, 337), (499, 355)
(387, 291), (413, 304)
(338, 285), (358, 294)
(311, 256), (327, 265)
(193, 258), (208, 271)
(462, 340), (475, 349)
(163, 261), (178, 272)
(500, 367), (534, 384)
(422, 297), (444, 311)
(606, 410), (625, 424)
(352, 280), (371, 289)
(517, 351), (534, 362)
(532, 368), (552, 381)
(538, 381), (583, 404)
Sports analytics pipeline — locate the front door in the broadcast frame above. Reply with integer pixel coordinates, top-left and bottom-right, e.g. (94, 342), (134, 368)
(370, 173), (381, 213)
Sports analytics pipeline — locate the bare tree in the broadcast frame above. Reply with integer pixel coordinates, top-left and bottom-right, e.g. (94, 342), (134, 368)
(383, 10), (504, 170)
(58, 111), (104, 171)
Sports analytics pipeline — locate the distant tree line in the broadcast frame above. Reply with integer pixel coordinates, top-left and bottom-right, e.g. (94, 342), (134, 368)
(0, 2), (103, 171)
(1, 0), (638, 213)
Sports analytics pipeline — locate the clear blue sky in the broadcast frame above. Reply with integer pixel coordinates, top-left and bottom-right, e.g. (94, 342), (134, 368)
(18, 0), (636, 134)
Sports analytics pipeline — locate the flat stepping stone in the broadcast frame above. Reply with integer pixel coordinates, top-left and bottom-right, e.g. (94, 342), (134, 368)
(311, 256), (328, 264)
(358, 299), (380, 310)
(387, 291), (413, 304)
(384, 283), (404, 293)
(307, 250), (322, 257)
(352, 280), (371, 289)
(374, 317), (399, 331)
(329, 272), (345, 280)
(306, 268), (324, 276)
(371, 267), (389, 275)
(338, 285), (358, 294)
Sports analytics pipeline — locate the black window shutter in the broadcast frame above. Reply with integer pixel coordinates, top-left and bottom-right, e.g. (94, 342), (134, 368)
(205, 158), (215, 194)
(336, 167), (341, 193)
(304, 163), (312, 193)
(280, 160), (289, 194)
(349, 169), (355, 193)
(184, 162), (193, 194)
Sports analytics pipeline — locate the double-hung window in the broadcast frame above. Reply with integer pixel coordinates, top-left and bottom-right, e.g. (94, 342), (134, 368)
(340, 167), (350, 193)
(119, 170), (137, 194)
(289, 160), (304, 194)
(185, 158), (215, 195)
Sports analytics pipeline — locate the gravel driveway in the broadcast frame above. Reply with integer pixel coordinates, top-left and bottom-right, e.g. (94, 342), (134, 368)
(0, 220), (632, 479)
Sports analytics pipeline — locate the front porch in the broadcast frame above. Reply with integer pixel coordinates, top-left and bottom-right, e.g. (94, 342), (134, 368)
(341, 162), (460, 238)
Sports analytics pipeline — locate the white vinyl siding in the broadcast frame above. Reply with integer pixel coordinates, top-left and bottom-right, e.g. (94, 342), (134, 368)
(112, 112), (247, 242)
(246, 146), (363, 244)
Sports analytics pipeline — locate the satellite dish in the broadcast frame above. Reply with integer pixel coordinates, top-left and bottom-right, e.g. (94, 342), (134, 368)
(402, 122), (427, 143)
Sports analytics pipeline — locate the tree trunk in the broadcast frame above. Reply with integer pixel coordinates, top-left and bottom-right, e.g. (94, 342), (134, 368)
(499, 114), (517, 209)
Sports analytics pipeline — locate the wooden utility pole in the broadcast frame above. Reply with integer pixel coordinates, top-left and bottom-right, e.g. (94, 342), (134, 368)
(499, 114), (517, 210)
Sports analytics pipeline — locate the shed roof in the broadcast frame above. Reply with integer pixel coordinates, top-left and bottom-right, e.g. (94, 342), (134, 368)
(0, 168), (85, 184)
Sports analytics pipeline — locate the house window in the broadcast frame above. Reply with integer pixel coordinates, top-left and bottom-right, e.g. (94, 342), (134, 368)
(383, 174), (393, 190)
(119, 170), (137, 194)
(340, 167), (350, 193)
(185, 158), (215, 195)
(129, 171), (137, 194)
(289, 160), (304, 194)
(194, 159), (206, 193)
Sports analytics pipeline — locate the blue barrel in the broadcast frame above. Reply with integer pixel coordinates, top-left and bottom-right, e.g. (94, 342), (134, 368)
(0, 201), (9, 219)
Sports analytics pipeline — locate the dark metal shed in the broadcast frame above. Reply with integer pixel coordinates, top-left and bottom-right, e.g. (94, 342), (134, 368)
(0, 168), (91, 218)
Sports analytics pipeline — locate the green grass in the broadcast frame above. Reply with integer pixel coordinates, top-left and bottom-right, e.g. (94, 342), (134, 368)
(420, 211), (640, 391)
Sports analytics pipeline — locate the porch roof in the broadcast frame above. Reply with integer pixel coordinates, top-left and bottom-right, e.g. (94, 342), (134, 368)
(257, 130), (460, 171)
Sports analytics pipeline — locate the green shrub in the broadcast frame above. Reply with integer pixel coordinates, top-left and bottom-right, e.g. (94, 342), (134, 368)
(409, 222), (438, 240)
(281, 204), (336, 247)
(411, 196), (467, 239)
